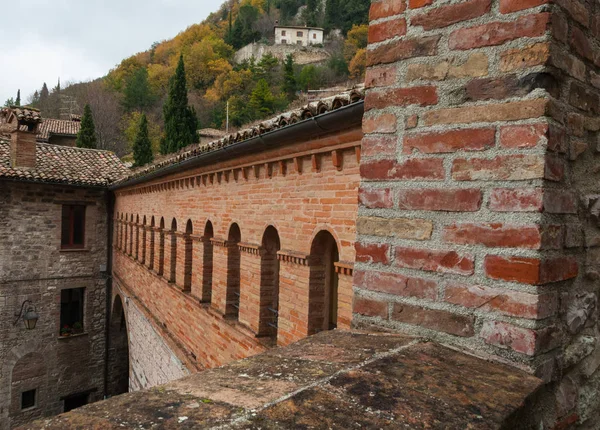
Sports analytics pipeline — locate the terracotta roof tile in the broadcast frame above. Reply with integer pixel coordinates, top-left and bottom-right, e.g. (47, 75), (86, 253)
(0, 140), (129, 187)
(37, 118), (81, 141)
(118, 86), (365, 184)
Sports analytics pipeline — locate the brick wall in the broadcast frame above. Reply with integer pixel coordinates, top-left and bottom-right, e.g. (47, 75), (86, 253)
(356, 0), (600, 426)
(111, 127), (361, 375)
(0, 182), (108, 429)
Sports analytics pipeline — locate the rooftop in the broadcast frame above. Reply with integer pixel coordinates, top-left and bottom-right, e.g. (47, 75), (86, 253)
(0, 139), (129, 187)
(23, 330), (543, 429)
(37, 117), (81, 141)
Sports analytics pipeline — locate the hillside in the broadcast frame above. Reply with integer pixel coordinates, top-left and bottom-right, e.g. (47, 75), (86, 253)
(21, 0), (369, 157)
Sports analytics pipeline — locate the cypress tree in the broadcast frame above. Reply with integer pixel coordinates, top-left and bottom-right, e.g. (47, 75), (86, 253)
(162, 55), (198, 154)
(283, 54), (297, 101)
(133, 114), (154, 167)
(15, 90), (21, 106)
(76, 104), (98, 149)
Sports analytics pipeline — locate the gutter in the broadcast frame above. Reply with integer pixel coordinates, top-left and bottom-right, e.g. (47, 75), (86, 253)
(110, 100), (364, 191)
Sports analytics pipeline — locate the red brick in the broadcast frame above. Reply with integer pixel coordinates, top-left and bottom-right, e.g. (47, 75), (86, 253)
(367, 35), (441, 67)
(354, 297), (388, 318)
(500, 123), (548, 149)
(369, 17), (407, 43)
(354, 270), (437, 300)
(449, 13), (551, 50)
(543, 190), (578, 214)
(355, 242), (390, 264)
(403, 128), (495, 154)
(360, 158), (445, 180)
(556, 0), (589, 28)
(452, 155), (545, 181)
(365, 86), (438, 111)
(409, 0), (433, 8)
(412, 0), (491, 30)
(365, 65), (397, 89)
(500, 0), (549, 14)
(362, 135), (397, 157)
(363, 114), (397, 134)
(391, 303), (475, 337)
(570, 26), (595, 62)
(394, 247), (475, 276)
(489, 188), (544, 212)
(397, 188), (482, 212)
(405, 115), (418, 129)
(445, 283), (557, 319)
(484, 255), (578, 285)
(370, 0), (406, 20)
(443, 223), (543, 249)
(544, 155), (564, 182)
(359, 187), (393, 209)
(480, 321), (560, 355)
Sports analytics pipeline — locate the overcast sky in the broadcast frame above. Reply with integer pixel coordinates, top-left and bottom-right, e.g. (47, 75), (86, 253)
(1, 0), (221, 105)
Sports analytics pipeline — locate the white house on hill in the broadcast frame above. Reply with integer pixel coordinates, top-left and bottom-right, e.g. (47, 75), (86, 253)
(275, 26), (324, 46)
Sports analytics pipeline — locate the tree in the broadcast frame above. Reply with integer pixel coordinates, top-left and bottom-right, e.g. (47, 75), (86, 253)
(132, 114), (154, 166)
(303, 0), (321, 27)
(76, 104), (98, 149)
(283, 54), (297, 101)
(15, 90), (21, 106)
(39, 83), (49, 113)
(231, 4), (261, 49)
(162, 55), (198, 154)
(298, 65), (319, 91)
(3, 98), (14, 107)
(248, 79), (275, 119)
(122, 67), (155, 112)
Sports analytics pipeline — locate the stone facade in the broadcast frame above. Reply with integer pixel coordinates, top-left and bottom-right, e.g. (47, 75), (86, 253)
(110, 126), (362, 383)
(356, 0), (600, 427)
(233, 42), (330, 65)
(0, 182), (109, 429)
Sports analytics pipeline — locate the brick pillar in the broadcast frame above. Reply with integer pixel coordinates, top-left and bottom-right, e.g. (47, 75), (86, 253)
(147, 227), (156, 270)
(238, 245), (262, 334)
(10, 130), (37, 169)
(155, 229), (165, 276)
(334, 262), (354, 330)
(211, 239), (229, 315)
(135, 223), (140, 260)
(357, 0), (599, 426)
(190, 236), (204, 299)
(277, 254), (311, 346)
(163, 231), (176, 283)
(174, 232), (187, 289)
(141, 226), (147, 265)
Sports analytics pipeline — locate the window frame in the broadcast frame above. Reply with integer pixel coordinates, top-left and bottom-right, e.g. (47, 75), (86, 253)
(297, 31), (303, 37)
(21, 389), (37, 410)
(59, 287), (85, 336)
(61, 205), (86, 249)
(281, 30), (286, 36)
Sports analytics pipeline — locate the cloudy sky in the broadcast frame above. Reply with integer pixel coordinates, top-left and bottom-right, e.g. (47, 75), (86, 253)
(1, 0), (221, 105)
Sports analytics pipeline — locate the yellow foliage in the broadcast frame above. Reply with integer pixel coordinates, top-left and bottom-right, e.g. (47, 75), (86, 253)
(122, 111), (162, 155)
(147, 63), (174, 95)
(205, 69), (253, 102)
(344, 24), (368, 62)
(349, 48), (366, 80)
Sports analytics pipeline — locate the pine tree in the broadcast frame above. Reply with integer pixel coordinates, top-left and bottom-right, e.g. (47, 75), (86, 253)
(162, 55), (198, 154)
(76, 104), (98, 149)
(283, 54), (297, 101)
(122, 67), (155, 112)
(15, 90), (21, 106)
(248, 79), (275, 119)
(133, 114), (154, 167)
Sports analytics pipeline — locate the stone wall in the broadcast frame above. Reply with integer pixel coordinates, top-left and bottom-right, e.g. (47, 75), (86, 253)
(355, 0), (600, 427)
(112, 127), (362, 378)
(0, 182), (108, 429)
(233, 42), (330, 65)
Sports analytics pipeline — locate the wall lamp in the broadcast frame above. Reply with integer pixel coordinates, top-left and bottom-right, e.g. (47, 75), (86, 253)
(13, 300), (39, 330)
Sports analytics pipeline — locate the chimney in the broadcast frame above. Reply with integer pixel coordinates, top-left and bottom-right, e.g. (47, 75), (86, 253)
(8, 107), (41, 169)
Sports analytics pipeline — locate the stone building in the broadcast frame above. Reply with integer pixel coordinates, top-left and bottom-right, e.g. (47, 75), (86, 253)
(274, 25), (324, 46)
(0, 108), (128, 429)
(0, 109), (81, 147)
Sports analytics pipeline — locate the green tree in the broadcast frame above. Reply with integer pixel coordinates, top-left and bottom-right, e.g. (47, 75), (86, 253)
(303, 0), (321, 27)
(122, 67), (155, 112)
(3, 98), (14, 107)
(132, 114), (154, 166)
(162, 55), (198, 154)
(39, 83), (49, 112)
(283, 54), (297, 101)
(15, 90), (21, 106)
(76, 104), (98, 149)
(248, 79), (275, 119)
(278, 0), (303, 24)
(298, 65), (319, 91)
(231, 5), (261, 49)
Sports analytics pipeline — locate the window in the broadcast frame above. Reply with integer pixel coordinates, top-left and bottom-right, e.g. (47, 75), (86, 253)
(64, 393), (89, 412)
(21, 389), (36, 410)
(297, 31), (303, 37)
(313, 33), (317, 39)
(61, 205), (86, 248)
(297, 40), (303, 45)
(60, 288), (84, 335)
(281, 30), (286, 36)
(281, 39), (287, 44)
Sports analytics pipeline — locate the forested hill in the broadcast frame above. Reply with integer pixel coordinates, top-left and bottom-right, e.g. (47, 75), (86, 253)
(21, 0), (369, 156)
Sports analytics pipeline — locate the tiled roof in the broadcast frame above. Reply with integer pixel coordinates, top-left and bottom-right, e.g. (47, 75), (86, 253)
(116, 86), (365, 184)
(37, 118), (81, 141)
(0, 139), (129, 187)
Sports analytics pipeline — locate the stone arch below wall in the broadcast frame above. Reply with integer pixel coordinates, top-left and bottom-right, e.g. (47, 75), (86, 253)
(107, 293), (129, 397)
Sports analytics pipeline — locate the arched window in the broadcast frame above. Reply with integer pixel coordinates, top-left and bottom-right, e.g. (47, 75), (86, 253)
(260, 226), (281, 337)
(184, 220), (193, 291)
(308, 231), (340, 334)
(149, 217), (156, 270)
(170, 218), (178, 283)
(135, 215), (140, 260)
(158, 218), (165, 276)
(202, 221), (214, 303)
(141, 216), (147, 264)
(226, 223), (241, 318)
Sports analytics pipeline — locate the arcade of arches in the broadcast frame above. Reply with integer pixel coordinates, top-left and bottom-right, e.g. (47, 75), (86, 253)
(111, 126), (362, 386)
